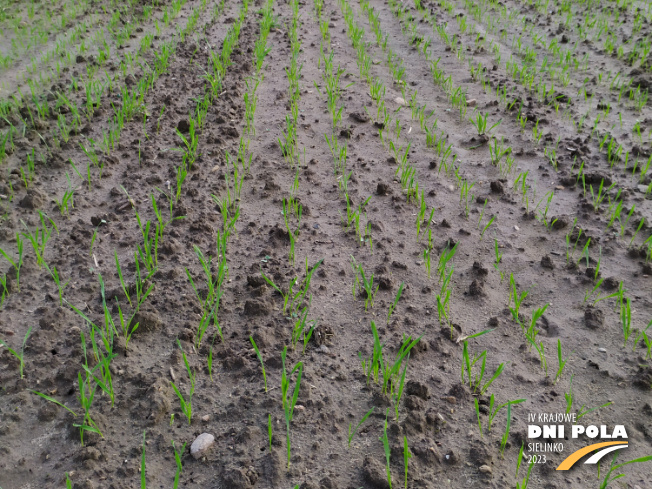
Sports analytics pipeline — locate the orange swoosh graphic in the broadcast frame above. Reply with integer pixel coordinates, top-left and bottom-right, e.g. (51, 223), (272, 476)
(556, 441), (628, 470)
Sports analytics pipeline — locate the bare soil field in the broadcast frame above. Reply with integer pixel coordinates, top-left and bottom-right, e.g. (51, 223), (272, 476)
(0, 0), (651, 488)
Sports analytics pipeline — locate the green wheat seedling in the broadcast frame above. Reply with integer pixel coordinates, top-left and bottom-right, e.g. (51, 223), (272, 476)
(347, 406), (374, 447)
(84, 328), (116, 406)
(437, 268), (453, 334)
(470, 111), (500, 136)
(250, 336), (267, 392)
(184, 246), (227, 345)
(171, 440), (187, 489)
(351, 256), (378, 311)
(526, 304), (549, 375)
(281, 346), (303, 468)
(489, 137), (511, 165)
(0, 274), (9, 307)
(361, 323), (420, 415)
(474, 398), (483, 437)
(508, 274), (528, 325)
(75, 359), (103, 446)
(292, 307), (316, 353)
(260, 259), (322, 316)
(387, 282), (404, 323)
(479, 210), (495, 239)
(565, 219), (584, 263)
(283, 197), (302, 265)
(415, 195), (427, 241)
(359, 321), (383, 385)
(598, 454), (652, 489)
(555, 339), (568, 383)
(535, 191), (554, 228)
(620, 295), (632, 347)
(589, 180), (615, 212)
(437, 242), (458, 283)
(259, 273), (297, 316)
(57, 175), (76, 217)
(0, 234), (24, 291)
(499, 402), (513, 458)
(459, 179), (475, 217)
(486, 396), (525, 433)
(31, 390), (77, 417)
(492, 239), (504, 281)
(423, 229), (433, 278)
(477, 199), (488, 230)
(515, 444), (535, 489)
(185, 245), (220, 312)
(512, 171), (529, 204)
(632, 320), (651, 356)
(106, 294), (139, 351)
(21, 210), (58, 268)
(0, 326), (32, 378)
(170, 340), (195, 425)
(114, 251), (155, 311)
(629, 218), (645, 247)
(460, 329), (503, 394)
(380, 410), (393, 489)
(391, 349), (412, 420)
(45, 264), (69, 305)
(243, 78), (260, 135)
(577, 400), (613, 421)
(195, 295), (221, 351)
(151, 193), (183, 238)
(591, 280), (624, 308)
(268, 413), (273, 452)
(403, 435), (412, 488)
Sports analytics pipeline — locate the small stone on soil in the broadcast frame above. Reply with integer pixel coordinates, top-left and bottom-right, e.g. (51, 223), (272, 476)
(191, 433), (215, 459)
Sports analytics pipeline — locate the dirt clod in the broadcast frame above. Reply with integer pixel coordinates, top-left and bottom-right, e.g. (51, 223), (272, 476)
(541, 255), (554, 269)
(244, 299), (271, 316)
(362, 456), (390, 489)
(584, 307), (604, 330)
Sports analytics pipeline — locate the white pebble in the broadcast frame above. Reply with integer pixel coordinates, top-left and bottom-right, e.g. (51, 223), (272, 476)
(191, 433), (215, 459)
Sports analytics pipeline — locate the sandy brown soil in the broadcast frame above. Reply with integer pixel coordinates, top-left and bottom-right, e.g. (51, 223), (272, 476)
(0, 0), (651, 488)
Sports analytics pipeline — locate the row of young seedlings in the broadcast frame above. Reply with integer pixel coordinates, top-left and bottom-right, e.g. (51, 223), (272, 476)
(277, 0), (307, 266)
(341, 0), (469, 332)
(318, 5), (423, 486)
(253, 1), (326, 470)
